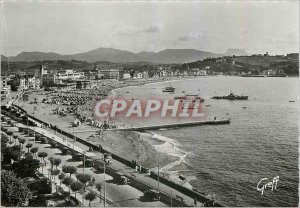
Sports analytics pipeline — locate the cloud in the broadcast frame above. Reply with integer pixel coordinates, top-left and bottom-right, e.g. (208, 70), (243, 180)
(116, 24), (162, 36)
(139, 24), (162, 33)
(177, 32), (208, 41)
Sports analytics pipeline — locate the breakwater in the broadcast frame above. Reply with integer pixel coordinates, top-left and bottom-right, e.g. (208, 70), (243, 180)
(119, 119), (230, 131)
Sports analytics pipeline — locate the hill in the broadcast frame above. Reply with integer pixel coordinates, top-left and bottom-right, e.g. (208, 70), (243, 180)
(3, 47), (221, 64)
(65, 48), (141, 63)
(1, 55), (8, 62)
(146, 49), (221, 64)
(11, 51), (64, 62)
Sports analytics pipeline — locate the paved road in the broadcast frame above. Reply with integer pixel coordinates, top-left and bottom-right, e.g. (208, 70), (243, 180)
(24, 124), (203, 207)
(2, 121), (167, 207)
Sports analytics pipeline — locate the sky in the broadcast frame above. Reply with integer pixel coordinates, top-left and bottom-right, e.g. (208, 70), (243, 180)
(0, 0), (299, 56)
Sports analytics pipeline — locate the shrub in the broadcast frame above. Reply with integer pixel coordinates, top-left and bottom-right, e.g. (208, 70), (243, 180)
(13, 157), (40, 177)
(1, 170), (32, 206)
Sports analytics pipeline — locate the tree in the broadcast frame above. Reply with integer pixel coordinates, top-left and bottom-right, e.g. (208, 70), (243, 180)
(51, 169), (60, 181)
(1, 170), (32, 206)
(95, 182), (102, 203)
(62, 165), (77, 177)
(1, 135), (9, 148)
(85, 191), (97, 207)
(18, 138), (26, 150)
(37, 152), (48, 174)
(12, 135), (19, 145)
(7, 131), (13, 141)
(58, 173), (66, 187)
(13, 157), (40, 177)
(62, 177), (74, 194)
(49, 157), (62, 169)
(76, 174), (92, 191)
(70, 181), (84, 199)
(25, 143), (33, 152)
(11, 150), (22, 162)
(30, 147), (39, 158)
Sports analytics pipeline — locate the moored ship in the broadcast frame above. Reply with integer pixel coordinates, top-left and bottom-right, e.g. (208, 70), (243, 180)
(212, 92), (248, 100)
(174, 94), (205, 102)
(162, 86), (175, 92)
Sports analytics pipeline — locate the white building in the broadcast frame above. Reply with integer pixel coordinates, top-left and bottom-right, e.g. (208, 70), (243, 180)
(97, 69), (120, 80)
(57, 70), (84, 80)
(134, 72), (143, 79)
(123, 73), (131, 79)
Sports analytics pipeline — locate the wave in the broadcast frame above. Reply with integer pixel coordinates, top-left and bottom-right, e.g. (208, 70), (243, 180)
(151, 133), (193, 171)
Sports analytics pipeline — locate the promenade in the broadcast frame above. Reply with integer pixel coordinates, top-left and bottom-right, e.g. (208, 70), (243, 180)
(22, 123), (202, 207)
(2, 121), (168, 207)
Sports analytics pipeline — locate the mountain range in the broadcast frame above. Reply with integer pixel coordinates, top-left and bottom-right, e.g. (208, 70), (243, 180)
(1, 47), (248, 64)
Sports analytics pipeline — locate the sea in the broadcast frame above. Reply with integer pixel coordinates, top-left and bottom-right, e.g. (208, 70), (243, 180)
(112, 76), (299, 207)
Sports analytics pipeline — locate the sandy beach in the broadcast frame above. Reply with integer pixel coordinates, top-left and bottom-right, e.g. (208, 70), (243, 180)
(15, 77), (190, 170)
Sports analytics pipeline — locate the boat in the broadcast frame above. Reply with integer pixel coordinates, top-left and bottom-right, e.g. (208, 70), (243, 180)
(162, 86), (175, 93)
(174, 94), (205, 102)
(289, 100), (295, 102)
(212, 92), (248, 100)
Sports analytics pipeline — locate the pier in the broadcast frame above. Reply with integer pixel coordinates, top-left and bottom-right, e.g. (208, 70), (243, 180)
(119, 119), (230, 131)
(72, 119), (231, 133)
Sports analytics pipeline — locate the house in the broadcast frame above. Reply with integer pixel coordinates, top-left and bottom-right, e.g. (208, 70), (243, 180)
(20, 78), (27, 90)
(143, 71), (149, 79)
(199, 70), (207, 76)
(262, 69), (276, 76)
(134, 72), (143, 79)
(123, 73), (131, 79)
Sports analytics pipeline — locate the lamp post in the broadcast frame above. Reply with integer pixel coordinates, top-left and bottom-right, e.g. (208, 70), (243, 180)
(104, 160), (106, 207)
(82, 151), (86, 175)
(27, 115), (29, 143)
(157, 152), (160, 193)
(33, 106), (37, 142)
(100, 154), (107, 207)
(72, 127), (76, 154)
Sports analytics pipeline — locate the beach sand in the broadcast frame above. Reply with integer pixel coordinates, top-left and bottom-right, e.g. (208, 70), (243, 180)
(16, 89), (179, 169)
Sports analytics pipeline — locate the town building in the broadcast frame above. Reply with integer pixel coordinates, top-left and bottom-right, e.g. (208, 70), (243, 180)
(19, 76), (41, 90)
(97, 69), (121, 80)
(35, 65), (47, 87)
(76, 80), (93, 90)
(42, 74), (57, 87)
(123, 73), (131, 79)
(57, 70), (84, 80)
(1, 76), (11, 99)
